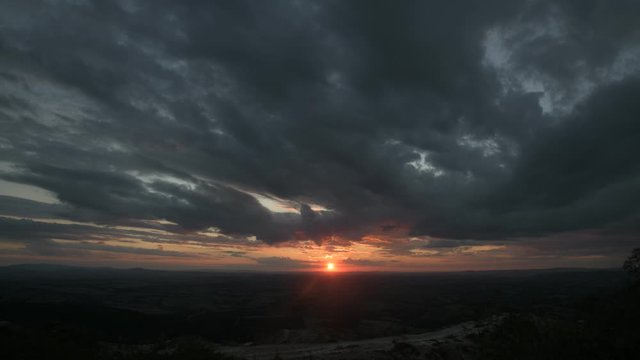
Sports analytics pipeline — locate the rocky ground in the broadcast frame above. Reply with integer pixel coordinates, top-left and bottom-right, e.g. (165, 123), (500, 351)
(218, 316), (502, 360)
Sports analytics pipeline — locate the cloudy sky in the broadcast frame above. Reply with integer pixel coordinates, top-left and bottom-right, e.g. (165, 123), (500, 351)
(1, 0), (639, 271)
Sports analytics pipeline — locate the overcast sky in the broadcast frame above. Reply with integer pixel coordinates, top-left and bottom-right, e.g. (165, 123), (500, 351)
(1, 0), (639, 271)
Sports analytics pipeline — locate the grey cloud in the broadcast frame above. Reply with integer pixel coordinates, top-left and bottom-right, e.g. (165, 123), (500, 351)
(342, 258), (392, 267)
(0, 0), (639, 257)
(253, 256), (312, 269)
(0, 195), (68, 219)
(21, 238), (191, 258)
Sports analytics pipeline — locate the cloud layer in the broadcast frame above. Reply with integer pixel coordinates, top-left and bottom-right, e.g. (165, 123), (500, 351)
(1, 0), (639, 268)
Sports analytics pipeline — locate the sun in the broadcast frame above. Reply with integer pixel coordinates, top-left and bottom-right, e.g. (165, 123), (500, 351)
(326, 262), (335, 271)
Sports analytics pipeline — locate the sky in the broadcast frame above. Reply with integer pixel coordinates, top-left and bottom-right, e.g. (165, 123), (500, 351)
(1, 0), (639, 271)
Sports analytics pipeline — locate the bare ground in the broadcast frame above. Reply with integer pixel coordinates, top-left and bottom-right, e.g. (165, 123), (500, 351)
(218, 317), (501, 360)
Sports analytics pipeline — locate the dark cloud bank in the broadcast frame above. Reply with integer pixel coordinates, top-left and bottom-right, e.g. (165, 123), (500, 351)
(1, 0), (639, 261)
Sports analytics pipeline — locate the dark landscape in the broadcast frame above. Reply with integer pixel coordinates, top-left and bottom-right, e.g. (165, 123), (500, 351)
(2, 263), (639, 359)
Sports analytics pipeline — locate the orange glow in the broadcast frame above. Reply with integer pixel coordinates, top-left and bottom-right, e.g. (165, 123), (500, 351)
(326, 262), (335, 271)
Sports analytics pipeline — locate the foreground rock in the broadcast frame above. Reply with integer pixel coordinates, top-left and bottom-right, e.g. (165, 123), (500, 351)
(218, 316), (501, 360)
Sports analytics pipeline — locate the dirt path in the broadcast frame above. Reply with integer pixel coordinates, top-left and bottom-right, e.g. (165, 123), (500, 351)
(218, 318), (497, 360)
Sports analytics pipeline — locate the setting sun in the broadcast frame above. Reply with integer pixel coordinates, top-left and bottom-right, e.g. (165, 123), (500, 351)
(326, 262), (335, 271)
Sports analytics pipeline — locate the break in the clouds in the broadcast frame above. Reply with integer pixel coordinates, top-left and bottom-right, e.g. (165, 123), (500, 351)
(0, 0), (639, 270)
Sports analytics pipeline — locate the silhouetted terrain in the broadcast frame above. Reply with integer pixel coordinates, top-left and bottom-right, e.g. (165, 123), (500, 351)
(471, 283), (640, 360)
(0, 265), (636, 359)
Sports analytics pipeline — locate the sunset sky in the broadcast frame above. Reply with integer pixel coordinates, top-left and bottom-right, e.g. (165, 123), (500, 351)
(1, 0), (639, 271)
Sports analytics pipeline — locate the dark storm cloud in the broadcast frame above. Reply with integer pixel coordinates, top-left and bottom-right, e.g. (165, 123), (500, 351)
(0, 216), (105, 242)
(0, 215), (255, 259)
(253, 256), (312, 269)
(3, 163), (289, 240)
(0, 196), (68, 219)
(21, 238), (191, 258)
(0, 0), (639, 255)
(413, 79), (640, 240)
(0, 216), (177, 245)
(343, 258), (391, 267)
